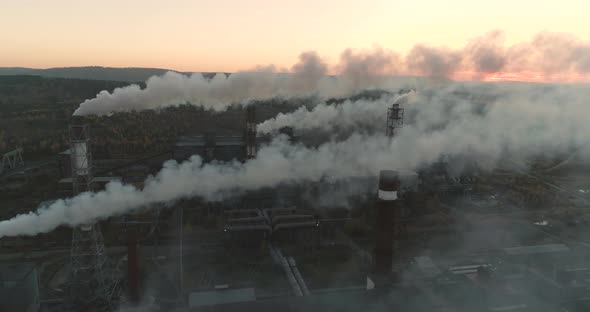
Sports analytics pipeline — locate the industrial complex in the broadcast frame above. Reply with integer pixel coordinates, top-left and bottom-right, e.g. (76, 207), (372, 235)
(1, 95), (590, 312)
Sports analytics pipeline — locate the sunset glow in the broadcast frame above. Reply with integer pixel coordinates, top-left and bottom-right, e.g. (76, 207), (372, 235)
(452, 71), (590, 83)
(2, 0), (590, 83)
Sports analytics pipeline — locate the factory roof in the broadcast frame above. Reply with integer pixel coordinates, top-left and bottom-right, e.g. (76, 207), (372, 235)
(189, 287), (256, 308)
(225, 224), (272, 233)
(503, 244), (570, 256)
(176, 135), (244, 147)
(224, 209), (261, 218)
(58, 176), (121, 184)
(273, 221), (318, 231)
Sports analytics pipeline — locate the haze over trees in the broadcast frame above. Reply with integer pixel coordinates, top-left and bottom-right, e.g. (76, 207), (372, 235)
(0, 75), (286, 159)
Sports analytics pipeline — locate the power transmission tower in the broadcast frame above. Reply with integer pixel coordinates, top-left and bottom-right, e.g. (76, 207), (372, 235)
(66, 116), (119, 311)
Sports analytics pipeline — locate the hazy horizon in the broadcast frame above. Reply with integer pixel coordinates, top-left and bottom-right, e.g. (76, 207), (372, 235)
(2, 0), (590, 83)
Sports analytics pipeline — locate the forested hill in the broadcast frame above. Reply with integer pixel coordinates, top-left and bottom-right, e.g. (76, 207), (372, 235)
(0, 75), (275, 159)
(0, 75), (131, 157)
(0, 75), (130, 113)
(0, 66), (189, 82)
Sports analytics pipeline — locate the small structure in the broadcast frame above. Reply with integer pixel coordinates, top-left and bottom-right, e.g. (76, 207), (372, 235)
(0, 148), (24, 175)
(223, 209), (271, 248)
(264, 208), (318, 248)
(175, 107), (260, 163)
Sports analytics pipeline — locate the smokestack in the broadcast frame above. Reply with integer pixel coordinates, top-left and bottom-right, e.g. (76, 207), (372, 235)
(245, 106), (257, 159)
(70, 116), (93, 194)
(70, 116), (94, 232)
(386, 103), (403, 138)
(66, 116), (116, 311)
(127, 229), (140, 304)
(373, 170), (400, 277)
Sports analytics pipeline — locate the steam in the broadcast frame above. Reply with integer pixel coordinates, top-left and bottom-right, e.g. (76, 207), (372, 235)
(465, 30), (507, 73)
(406, 45), (462, 79)
(0, 136), (392, 237)
(3, 82), (590, 237)
(406, 30), (590, 81)
(337, 47), (402, 89)
(73, 50), (406, 116)
(73, 31), (590, 117)
(257, 92), (416, 135)
(289, 51), (328, 93)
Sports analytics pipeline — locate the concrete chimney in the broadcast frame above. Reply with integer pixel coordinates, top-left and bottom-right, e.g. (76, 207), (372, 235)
(373, 170), (400, 277)
(127, 230), (140, 304)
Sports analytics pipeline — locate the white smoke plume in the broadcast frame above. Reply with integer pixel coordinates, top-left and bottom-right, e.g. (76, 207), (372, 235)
(73, 50), (408, 116)
(405, 30), (590, 81)
(0, 135), (389, 237)
(406, 44), (462, 79)
(257, 92), (416, 134)
(337, 47), (403, 89)
(73, 31), (590, 117)
(2, 82), (590, 237)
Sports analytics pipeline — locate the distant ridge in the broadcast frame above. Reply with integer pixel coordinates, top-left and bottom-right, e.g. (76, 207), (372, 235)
(0, 66), (198, 82)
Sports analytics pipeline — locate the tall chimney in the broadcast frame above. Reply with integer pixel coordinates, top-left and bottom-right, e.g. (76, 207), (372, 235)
(245, 106), (257, 159)
(127, 229), (140, 304)
(386, 103), (404, 138)
(67, 116), (116, 311)
(70, 116), (93, 195)
(373, 170), (400, 275)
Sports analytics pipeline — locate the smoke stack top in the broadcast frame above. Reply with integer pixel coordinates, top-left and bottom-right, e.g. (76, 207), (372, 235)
(378, 170), (400, 201)
(70, 115), (86, 125)
(69, 117), (91, 177)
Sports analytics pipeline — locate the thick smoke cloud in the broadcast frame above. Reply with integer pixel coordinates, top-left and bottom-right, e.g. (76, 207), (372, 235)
(73, 50), (405, 116)
(73, 30), (590, 117)
(466, 31), (590, 80)
(465, 30), (507, 73)
(406, 45), (462, 78)
(407, 30), (590, 80)
(289, 51), (328, 93)
(74, 71), (287, 116)
(0, 136), (389, 237)
(337, 47), (402, 89)
(257, 92), (416, 135)
(3, 82), (590, 237)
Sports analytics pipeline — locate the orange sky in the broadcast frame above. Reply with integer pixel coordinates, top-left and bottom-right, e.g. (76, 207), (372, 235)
(2, 0), (590, 75)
